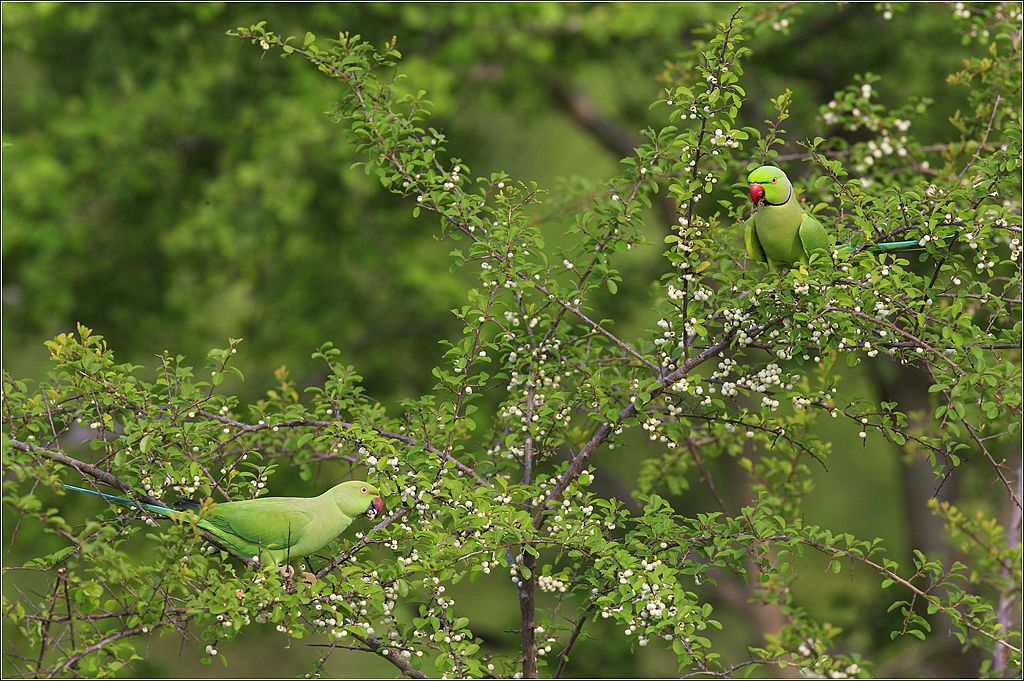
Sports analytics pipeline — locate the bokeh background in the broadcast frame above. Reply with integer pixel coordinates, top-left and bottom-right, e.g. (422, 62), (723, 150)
(2, 3), (1005, 677)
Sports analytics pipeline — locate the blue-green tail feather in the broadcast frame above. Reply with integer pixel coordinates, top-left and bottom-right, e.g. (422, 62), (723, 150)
(871, 238), (926, 252)
(62, 484), (175, 517)
(839, 234), (956, 255)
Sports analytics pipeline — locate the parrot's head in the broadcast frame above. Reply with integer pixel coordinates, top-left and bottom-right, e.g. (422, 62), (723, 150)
(747, 165), (792, 208)
(331, 480), (384, 520)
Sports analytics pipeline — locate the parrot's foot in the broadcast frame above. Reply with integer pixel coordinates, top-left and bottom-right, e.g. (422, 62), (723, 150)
(278, 565), (295, 580)
(300, 571), (318, 584)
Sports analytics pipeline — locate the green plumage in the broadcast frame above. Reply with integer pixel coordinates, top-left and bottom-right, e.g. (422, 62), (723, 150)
(62, 480), (382, 565)
(744, 166), (831, 270)
(743, 165), (951, 269)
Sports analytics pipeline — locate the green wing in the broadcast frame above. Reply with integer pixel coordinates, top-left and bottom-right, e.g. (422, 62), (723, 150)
(200, 498), (315, 551)
(743, 215), (766, 263)
(798, 214), (830, 260)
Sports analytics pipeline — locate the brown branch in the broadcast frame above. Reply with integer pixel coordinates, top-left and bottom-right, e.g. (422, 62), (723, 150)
(44, 614), (189, 677)
(315, 507), (410, 579)
(8, 439), (161, 506)
(554, 609), (592, 678)
(349, 633), (428, 679)
(772, 143), (951, 163)
(548, 79), (638, 159)
(822, 306), (968, 378)
(532, 323), (755, 530)
(197, 410), (488, 486)
(951, 94), (1002, 186)
(517, 550), (539, 679)
(993, 450), (1023, 673)
(960, 419), (1022, 511)
(7, 438), (260, 567)
(801, 539), (1021, 654)
(687, 440), (729, 514)
(32, 574), (63, 678)
(519, 378), (539, 678)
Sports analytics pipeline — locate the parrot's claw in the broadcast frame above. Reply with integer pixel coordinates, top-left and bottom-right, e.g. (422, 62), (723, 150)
(300, 571), (318, 584)
(278, 565), (295, 580)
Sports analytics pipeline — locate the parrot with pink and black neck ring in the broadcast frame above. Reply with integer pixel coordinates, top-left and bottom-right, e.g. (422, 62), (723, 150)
(742, 165), (938, 271)
(743, 165), (830, 271)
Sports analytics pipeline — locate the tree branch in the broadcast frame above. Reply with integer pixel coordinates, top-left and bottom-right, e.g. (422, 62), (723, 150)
(532, 324), (756, 529)
(8, 439), (160, 506)
(993, 451), (1023, 672)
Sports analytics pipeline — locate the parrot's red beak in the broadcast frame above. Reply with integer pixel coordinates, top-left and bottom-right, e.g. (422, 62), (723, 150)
(749, 183), (766, 206)
(367, 495), (384, 518)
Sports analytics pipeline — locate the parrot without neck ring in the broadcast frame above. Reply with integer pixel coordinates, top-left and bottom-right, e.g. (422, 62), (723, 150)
(62, 479), (384, 567)
(743, 165), (943, 271)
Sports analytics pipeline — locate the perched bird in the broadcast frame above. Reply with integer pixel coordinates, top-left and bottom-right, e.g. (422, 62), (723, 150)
(743, 165), (939, 270)
(62, 480), (383, 568)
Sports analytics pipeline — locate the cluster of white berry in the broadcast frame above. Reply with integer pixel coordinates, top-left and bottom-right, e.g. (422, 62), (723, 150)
(709, 128), (741, 149)
(537, 574), (568, 593)
(442, 164), (462, 192)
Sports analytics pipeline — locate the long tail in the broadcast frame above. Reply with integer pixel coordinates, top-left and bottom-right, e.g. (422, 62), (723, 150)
(840, 234), (957, 255)
(62, 484), (177, 518)
(870, 238), (927, 252)
(62, 485), (249, 559)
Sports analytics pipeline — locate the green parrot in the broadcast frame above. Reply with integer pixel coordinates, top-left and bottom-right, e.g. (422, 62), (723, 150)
(743, 165), (937, 270)
(62, 480), (383, 567)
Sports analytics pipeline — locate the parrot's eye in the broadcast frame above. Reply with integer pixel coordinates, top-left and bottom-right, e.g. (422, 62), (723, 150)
(360, 486), (368, 494)
(771, 178), (777, 184)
